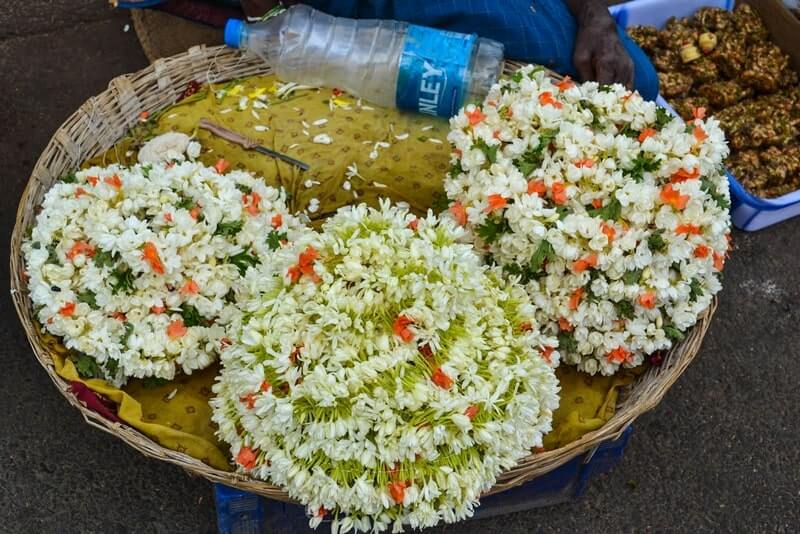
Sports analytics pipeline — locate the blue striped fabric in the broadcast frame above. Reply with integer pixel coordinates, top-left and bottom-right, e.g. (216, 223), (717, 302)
(303, 0), (659, 100)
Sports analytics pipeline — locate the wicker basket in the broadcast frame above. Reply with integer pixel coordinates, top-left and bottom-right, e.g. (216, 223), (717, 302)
(10, 45), (717, 502)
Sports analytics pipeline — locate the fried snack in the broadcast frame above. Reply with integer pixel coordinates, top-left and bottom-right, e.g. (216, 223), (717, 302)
(693, 7), (734, 33)
(710, 32), (747, 78)
(734, 3), (770, 44)
(652, 48), (682, 72)
(658, 71), (694, 97)
(686, 56), (720, 85)
(741, 42), (790, 93)
(660, 16), (699, 49)
(697, 80), (753, 108)
(628, 25), (661, 54)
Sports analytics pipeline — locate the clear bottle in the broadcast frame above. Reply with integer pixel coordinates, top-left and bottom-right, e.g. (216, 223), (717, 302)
(224, 5), (504, 118)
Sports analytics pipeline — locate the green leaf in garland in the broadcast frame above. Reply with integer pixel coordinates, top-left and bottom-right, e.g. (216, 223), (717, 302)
(267, 230), (288, 251)
(214, 220), (244, 237)
(105, 358), (119, 376)
(474, 138), (498, 165)
(46, 243), (60, 264)
(689, 278), (704, 303)
(588, 198), (622, 221)
(110, 267), (136, 295)
(93, 249), (117, 269)
(647, 230), (668, 253)
(530, 239), (556, 273)
(74, 354), (100, 379)
(510, 71), (524, 84)
(179, 304), (206, 327)
(655, 107), (672, 129)
(61, 172), (77, 184)
(700, 177), (730, 210)
(622, 269), (643, 285)
(448, 160), (464, 180)
(120, 322), (135, 346)
(228, 250), (260, 276)
(615, 299), (635, 320)
(476, 217), (511, 245)
(663, 324), (685, 341)
(625, 154), (659, 183)
(430, 192), (450, 214)
(557, 331), (578, 353)
(76, 290), (98, 309)
(235, 183), (252, 194)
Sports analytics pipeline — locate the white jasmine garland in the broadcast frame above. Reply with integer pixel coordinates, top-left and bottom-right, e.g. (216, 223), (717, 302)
(211, 201), (560, 533)
(22, 159), (303, 385)
(444, 65), (732, 375)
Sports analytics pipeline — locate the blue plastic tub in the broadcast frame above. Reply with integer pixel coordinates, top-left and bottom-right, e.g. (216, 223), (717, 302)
(610, 0), (800, 231)
(214, 427), (632, 533)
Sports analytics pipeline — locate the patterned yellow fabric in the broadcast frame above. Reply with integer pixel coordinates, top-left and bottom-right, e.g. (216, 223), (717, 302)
(54, 75), (634, 469)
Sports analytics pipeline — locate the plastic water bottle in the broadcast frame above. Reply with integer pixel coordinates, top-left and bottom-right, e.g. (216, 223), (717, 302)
(224, 5), (504, 118)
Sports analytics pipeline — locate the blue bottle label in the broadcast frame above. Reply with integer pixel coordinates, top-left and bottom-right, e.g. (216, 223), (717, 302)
(396, 25), (477, 117)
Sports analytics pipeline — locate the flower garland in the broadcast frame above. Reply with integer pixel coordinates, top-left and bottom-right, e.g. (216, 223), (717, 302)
(211, 201), (560, 533)
(23, 160), (302, 384)
(444, 65), (731, 375)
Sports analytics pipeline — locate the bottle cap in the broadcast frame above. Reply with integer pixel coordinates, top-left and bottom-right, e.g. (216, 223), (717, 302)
(224, 19), (244, 49)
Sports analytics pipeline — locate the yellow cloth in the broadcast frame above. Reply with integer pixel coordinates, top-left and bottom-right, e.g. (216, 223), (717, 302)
(59, 75), (634, 468)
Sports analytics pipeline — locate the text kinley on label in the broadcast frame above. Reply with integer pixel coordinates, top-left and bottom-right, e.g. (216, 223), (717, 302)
(419, 61), (446, 116)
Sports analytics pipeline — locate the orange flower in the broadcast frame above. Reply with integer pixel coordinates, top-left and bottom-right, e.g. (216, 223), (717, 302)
(540, 345), (555, 364)
(104, 174), (122, 189)
(660, 184), (690, 210)
(556, 76), (575, 91)
(75, 187), (87, 198)
(59, 302), (76, 317)
(407, 218), (419, 231)
(484, 194), (508, 213)
(568, 287), (585, 311)
(638, 290), (657, 309)
(573, 158), (594, 168)
(538, 91), (563, 109)
(150, 305), (166, 314)
(164, 213), (173, 223)
(606, 346), (631, 364)
(239, 392), (257, 409)
(388, 482), (406, 504)
(214, 159), (230, 174)
(138, 111), (150, 122)
(271, 213), (283, 229)
(592, 198), (603, 209)
(431, 367), (453, 389)
(449, 202), (468, 226)
(551, 181), (568, 205)
(693, 124), (708, 143)
(464, 405), (480, 420)
(331, 88), (343, 97)
(522, 180), (544, 198)
(141, 242), (165, 274)
(519, 321), (533, 332)
(694, 245), (710, 258)
(316, 507), (327, 518)
(189, 206), (202, 220)
(675, 224), (701, 235)
(465, 108), (487, 126)
(558, 317), (573, 332)
(66, 241), (95, 261)
(393, 315), (415, 343)
(86, 176), (99, 186)
(600, 222), (616, 244)
(220, 337), (233, 350)
(492, 130), (502, 140)
(713, 252), (725, 271)
(670, 167), (700, 183)
(692, 107), (706, 120)
(288, 245), (321, 284)
(167, 319), (188, 339)
(243, 192), (261, 216)
(572, 253), (598, 273)
(236, 446), (257, 470)
(111, 311), (127, 321)
(180, 279), (199, 296)
(260, 380), (271, 392)
(638, 128), (657, 143)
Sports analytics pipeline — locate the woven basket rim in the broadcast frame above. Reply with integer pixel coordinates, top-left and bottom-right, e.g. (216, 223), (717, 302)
(9, 44), (717, 502)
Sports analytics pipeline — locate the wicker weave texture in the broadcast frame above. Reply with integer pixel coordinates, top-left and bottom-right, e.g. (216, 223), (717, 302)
(9, 46), (716, 502)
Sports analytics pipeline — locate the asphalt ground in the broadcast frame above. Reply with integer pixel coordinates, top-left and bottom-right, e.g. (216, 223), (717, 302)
(1, 2), (798, 532)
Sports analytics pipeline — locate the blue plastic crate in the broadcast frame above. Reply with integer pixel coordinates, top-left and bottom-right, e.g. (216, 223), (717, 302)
(610, 0), (800, 231)
(214, 426), (632, 533)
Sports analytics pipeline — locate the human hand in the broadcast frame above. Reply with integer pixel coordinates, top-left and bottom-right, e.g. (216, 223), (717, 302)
(567, 1), (634, 88)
